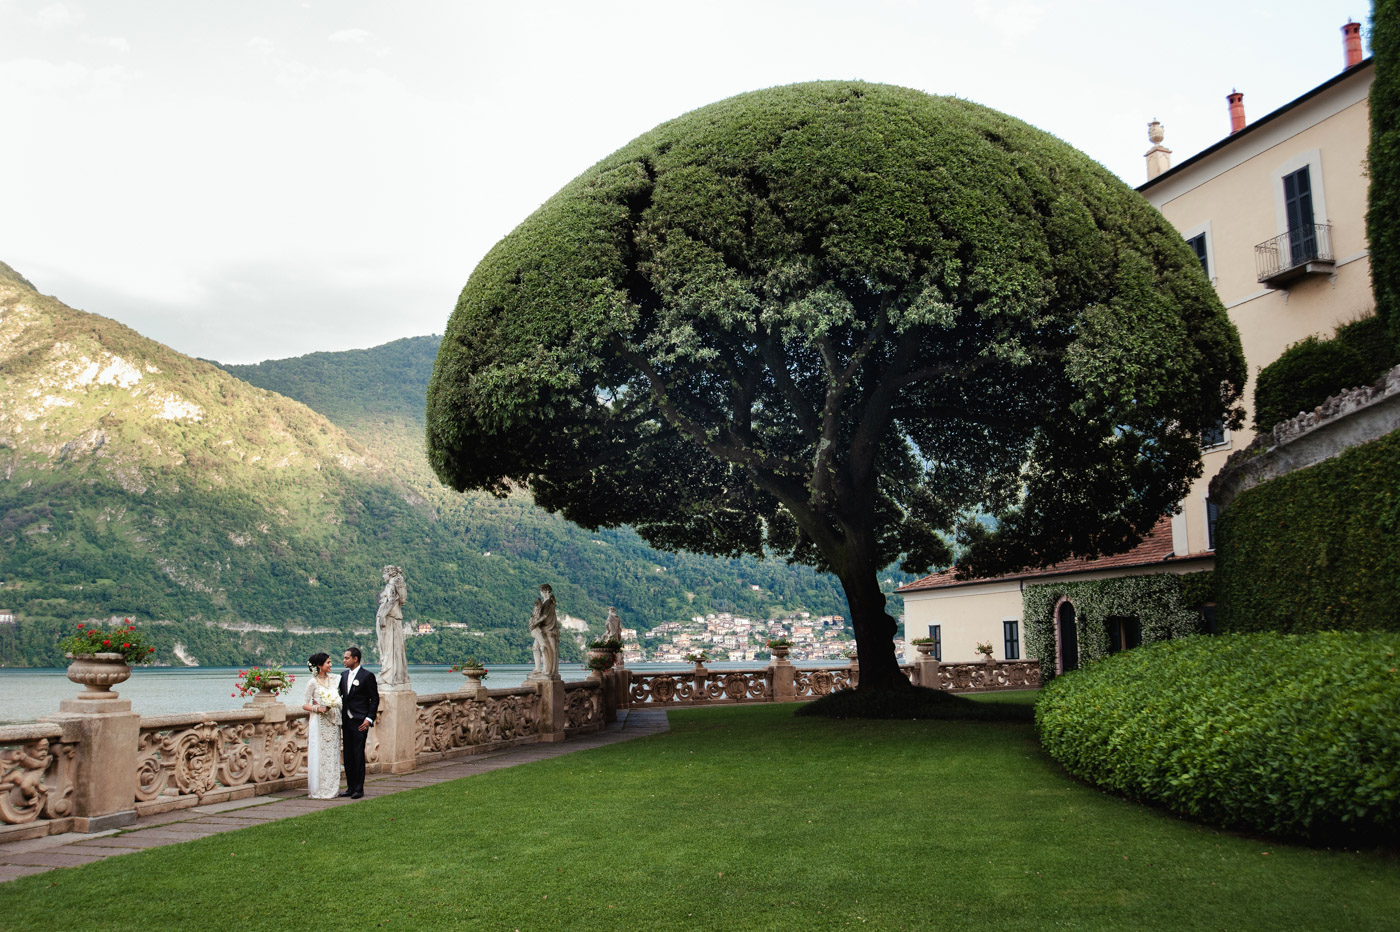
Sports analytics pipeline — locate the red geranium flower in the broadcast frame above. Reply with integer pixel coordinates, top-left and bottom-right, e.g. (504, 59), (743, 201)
(102, 639), (111, 646)
(122, 642), (130, 648)
(77, 623), (85, 629)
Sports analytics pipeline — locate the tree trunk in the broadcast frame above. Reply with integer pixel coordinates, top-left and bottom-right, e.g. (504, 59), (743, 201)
(839, 567), (906, 691)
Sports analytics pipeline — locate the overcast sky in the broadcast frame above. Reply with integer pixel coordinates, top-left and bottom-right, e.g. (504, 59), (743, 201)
(1, 0), (1371, 364)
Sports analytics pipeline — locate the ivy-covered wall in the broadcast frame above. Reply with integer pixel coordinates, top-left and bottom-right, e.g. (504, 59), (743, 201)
(1214, 428), (1400, 633)
(1023, 571), (1210, 681)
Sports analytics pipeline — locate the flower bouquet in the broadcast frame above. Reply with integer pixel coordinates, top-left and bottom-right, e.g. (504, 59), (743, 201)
(314, 684), (342, 716)
(60, 619), (158, 665)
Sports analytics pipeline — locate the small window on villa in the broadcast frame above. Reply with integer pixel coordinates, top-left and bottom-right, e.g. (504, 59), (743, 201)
(1186, 233), (1209, 277)
(1200, 418), (1227, 449)
(928, 624), (942, 662)
(1206, 499), (1220, 550)
(1003, 620), (1020, 660)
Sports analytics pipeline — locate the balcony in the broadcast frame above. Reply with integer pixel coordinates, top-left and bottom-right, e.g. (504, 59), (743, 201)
(1255, 223), (1334, 288)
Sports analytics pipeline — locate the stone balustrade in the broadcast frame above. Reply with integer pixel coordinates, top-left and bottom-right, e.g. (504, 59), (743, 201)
(0, 656), (1036, 846)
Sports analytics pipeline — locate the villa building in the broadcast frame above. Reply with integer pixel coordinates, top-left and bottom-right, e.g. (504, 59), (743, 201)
(899, 21), (1375, 664)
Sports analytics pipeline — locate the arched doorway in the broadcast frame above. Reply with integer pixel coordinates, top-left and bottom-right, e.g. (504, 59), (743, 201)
(1056, 600), (1079, 673)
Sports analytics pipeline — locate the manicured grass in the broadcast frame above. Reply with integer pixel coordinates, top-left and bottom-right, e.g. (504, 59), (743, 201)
(3, 698), (1396, 931)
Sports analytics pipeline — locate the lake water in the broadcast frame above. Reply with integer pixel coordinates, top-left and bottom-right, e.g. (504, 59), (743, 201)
(0, 661), (824, 725)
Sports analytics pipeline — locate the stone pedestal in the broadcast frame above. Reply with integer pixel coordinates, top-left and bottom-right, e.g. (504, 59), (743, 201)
(374, 687), (419, 774)
(43, 700), (140, 832)
(916, 656), (941, 689)
(768, 658), (796, 702)
(529, 674), (567, 742)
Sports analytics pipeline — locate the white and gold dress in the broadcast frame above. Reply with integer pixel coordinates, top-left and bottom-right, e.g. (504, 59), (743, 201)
(303, 676), (342, 799)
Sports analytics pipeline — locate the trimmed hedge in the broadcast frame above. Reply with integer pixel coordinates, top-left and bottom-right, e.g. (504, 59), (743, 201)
(1035, 632), (1400, 841)
(1371, 0), (1400, 345)
(1253, 316), (1400, 433)
(1215, 428), (1400, 633)
(1253, 336), (1366, 432)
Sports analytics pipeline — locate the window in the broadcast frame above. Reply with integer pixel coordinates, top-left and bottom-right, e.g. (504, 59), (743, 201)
(1206, 499), (1220, 550)
(1283, 166), (1317, 265)
(1200, 418), (1228, 449)
(1003, 620), (1020, 660)
(1186, 233), (1209, 277)
(1106, 616), (1142, 653)
(928, 624), (942, 662)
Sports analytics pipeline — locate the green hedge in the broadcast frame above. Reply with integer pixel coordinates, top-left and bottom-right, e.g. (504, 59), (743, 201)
(1035, 632), (1400, 841)
(1215, 428), (1400, 633)
(1252, 337), (1359, 433)
(1371, 0), (1400, 345)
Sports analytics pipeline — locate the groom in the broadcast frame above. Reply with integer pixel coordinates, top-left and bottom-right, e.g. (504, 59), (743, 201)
(339, 647), (379, 799)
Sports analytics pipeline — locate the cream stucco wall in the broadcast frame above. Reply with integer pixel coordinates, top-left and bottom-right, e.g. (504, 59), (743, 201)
(1143, 67), (1374, 557)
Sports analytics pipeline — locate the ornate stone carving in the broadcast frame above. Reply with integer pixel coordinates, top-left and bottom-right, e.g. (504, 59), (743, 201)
(136, 715), (306, 802)
(564, 684), (602, 729)
(411, 691), (543, 757)
(528, 584), (560, 678)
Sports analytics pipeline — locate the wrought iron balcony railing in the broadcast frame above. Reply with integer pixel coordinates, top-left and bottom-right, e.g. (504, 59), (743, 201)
(1255, 223), (1334, 286)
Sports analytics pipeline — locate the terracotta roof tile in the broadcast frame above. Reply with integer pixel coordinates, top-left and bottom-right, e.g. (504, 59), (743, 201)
(896, 516), (1207, 593)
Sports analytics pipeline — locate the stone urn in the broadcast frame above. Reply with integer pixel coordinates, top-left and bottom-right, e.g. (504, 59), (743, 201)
(914, 642), (937, 658)
(246, 674), (289, 705)
(769, 645), (791, 662)
(65, 652), (132, 699)
(587, 647), (616, 671)
(458, 667), (488, 695)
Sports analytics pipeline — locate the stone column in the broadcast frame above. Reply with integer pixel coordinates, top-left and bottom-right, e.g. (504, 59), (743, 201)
(598, 669), (619, 724)
(916, 656), (941, 689)
(530, 674), (567, 742)
(374, 687), (419, 774)
(44, 694), (140, 832)
(769, 656), (796, 703)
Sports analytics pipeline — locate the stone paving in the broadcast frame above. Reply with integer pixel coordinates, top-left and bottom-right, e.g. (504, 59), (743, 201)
(0, 708), (669, 883)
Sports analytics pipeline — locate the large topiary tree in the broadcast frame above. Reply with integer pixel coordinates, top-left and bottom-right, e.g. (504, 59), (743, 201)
(427, 82), (1244, 690)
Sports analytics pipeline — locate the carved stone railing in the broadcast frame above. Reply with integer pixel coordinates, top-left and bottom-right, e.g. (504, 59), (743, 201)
(0, 723), (78, 839)
(792, 667), (855, 698)
(134, 710), (308, 815)
(902, 659), (1041, 691)
(413, 687), (542, 763)
(931, 660), (1041, 691)
(628, 667), (773, 707)
(563, 681), (604, 733)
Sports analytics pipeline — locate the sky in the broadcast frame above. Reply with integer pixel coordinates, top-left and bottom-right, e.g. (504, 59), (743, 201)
(1, 0), (1372, 364)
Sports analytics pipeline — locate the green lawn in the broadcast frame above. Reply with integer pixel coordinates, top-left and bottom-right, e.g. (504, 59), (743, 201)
(4, 698), (1396, 931)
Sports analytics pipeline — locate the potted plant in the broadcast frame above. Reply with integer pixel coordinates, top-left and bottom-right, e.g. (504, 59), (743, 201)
(911, 637), (938, 657)
(233, 665), (295, 702)
(586, 653), (616, 675)
(684, 650), (710, 671)
(975, 641), (996, 662)
(766, 638), (792, 661)
(59, 618), (157, 699)
(451, 657), (489, 693)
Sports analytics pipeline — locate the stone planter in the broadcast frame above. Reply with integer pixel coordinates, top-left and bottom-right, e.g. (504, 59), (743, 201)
(65, 652), (132, 699)
(246, 675), (288, 706)
(914, 642), (937, 657)
(458, 668), (488, 695)
(768, 646), (791, 662)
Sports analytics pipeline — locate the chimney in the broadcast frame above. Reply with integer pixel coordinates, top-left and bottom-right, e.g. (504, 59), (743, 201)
(1145, 120), (1172, 180)
(1227, 90), (1246, 134)
(1342, 19), (1364, 68)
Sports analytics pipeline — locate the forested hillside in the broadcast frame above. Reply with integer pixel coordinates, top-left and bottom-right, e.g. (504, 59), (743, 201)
(0, 263), (899, 667)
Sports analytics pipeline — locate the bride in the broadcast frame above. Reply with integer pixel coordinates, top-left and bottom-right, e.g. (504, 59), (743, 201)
(301, 652), (343, 799)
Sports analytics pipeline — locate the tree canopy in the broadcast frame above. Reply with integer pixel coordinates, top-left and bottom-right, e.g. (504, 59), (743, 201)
(427, 81), (1245, 687)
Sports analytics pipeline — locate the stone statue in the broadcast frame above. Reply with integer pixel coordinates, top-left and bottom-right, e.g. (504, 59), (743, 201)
(603, 606), (623, 644)
(376, 565), (410, 688)
(528, 583), (559, 678)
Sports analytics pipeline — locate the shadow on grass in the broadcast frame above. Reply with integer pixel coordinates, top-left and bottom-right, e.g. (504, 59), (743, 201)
(794, 685), (1035, 721)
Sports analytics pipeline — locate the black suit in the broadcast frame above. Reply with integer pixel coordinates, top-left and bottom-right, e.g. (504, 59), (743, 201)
(340, 665), (379, 795)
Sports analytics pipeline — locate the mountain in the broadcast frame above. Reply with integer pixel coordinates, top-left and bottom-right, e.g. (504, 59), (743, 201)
(0, 262), (877, 666)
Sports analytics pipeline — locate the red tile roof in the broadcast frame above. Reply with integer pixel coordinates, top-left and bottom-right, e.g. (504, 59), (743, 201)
(896, 516), (1210, 593)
